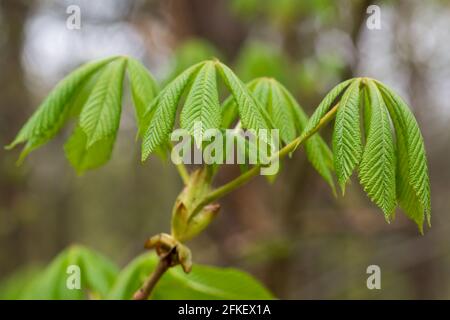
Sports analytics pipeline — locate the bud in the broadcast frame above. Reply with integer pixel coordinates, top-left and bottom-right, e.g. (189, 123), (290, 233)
(171, 168), (220, 242)
(144, 233), (192, 273)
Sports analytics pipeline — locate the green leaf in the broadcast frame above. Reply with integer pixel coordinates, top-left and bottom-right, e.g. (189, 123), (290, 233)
(378, 82), (431, 230)
(220, 95), (239, 128)
(0, 266), (42, 300)
(266, 80), (296, 144)
(220, 78), (265, 129)
(108, 253), (274, 300)
(19, 245), (118, 300)
(127, 57), (159, 135)
(79, 58), (127, 147)
(332, 79), (362, 192)
(141, 62), (205, 160)
(301, 79), (354, 139)
(7, 56), (119, 161)
(64, 126), (115, 174)
(180, 61), (221, 146)
(250, 78), (270, 108)
(358, 81), (396, 218)
(280, 84), (335, 193)
(216, 62), (272, 132)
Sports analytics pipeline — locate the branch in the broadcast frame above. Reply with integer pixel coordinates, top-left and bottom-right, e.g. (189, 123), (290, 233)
(132, 253), (171, 300)
(188, 103), (340, 222)
(169, 143), (190, 185)
(175, 162), (190, 185)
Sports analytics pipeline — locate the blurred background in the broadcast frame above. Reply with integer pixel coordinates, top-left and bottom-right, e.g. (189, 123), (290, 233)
(1, 0), (450, 299)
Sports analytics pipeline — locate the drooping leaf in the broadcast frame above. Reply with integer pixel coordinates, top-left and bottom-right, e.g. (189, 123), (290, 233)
(266, 80), (296, 144)
(216, 62), (272, 132)
(127, 57), (159, 135)
(250, 78), (270, 109)
(79, 58), (127, 147)
(18, 246), (118, 300)
(180, 61), (221, 146)
(279, 84), (335, 192)
(6, 56), (119, 161)
(301, 79), (354, 139)
(378, 82), (431, 230)
(141, 62), (204, 160)
(64, 126), (116, 174)
(220, 79), (261, 129)
(358, 81), (396, 218)
(221, 95), (239, 128)
(332, 79), (362, 192)
(108, 253), (274, 300)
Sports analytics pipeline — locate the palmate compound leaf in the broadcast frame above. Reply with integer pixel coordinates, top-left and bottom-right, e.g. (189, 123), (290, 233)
(141, 62), (205, 160)
(65, 58), (127, 173)
(358, 80), (396, 219)
(377, 81), (431, 231)
(107, 253), (274, 300)
(6, 56), (120, 162)
(142, 60), (274, 161)
(310, 77), (430, 230)
(332, 79), (363, 193)
(180, 61), (221, 147)
(18, 245), (118, 300)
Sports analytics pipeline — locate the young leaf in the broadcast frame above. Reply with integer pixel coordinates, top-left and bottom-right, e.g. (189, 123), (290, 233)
(19, 246), (118, 300)
(7, 56), (119, 160)
(64, 126), (115, 174)
(141, 62), (204, 160)
(127, 57), (159, 135)
(220, 79), (261, 129)
(332, 79), (362, 192)
(216, 62), (272, 131)
(250, 78), (270, 108)
(221, 95), (239, 128)
(378, 83), (431, 230)
(301, 79), (354, 139)
(108, 253), (274, 300)
(358, 81), (396, 218)
(79, 58), (127, 147)
(267, 80), (296, 144)
(279, 84), (335, 193)
(378, 83), (431, 220)
(180, 61), (221, 146)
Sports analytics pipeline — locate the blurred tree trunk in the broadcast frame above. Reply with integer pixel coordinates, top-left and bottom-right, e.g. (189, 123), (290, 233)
(0, 0), (30, 276)
(164, 0), (248, 59)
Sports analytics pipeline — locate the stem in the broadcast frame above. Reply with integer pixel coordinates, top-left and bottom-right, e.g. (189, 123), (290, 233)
(188, 103), (339, 222)
(175, 162), (190, 185)
(169, 142), (190, 185)
(132, 253), (171, 300)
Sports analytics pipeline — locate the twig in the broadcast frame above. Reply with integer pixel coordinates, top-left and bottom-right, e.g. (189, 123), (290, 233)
(188, 103), (340, 222)
(132, 253), (171, 300)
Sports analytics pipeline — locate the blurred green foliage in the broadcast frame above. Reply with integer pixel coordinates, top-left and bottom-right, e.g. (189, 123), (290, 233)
(0, 246), (274, 300)
(165, 39), (222, 84)
(231, 0), (336, 26)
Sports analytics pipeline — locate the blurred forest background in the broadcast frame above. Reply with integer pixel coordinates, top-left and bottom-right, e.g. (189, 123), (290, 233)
(1, 0), (450, 299)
